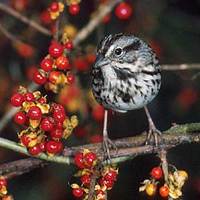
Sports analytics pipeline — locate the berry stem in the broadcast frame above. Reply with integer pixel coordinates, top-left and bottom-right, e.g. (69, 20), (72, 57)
(0, 3), (51, 36)
(159, 149), (169, 183)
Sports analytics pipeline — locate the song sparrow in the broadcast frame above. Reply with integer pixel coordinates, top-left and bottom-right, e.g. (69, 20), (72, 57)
(91, 33), (161, 158)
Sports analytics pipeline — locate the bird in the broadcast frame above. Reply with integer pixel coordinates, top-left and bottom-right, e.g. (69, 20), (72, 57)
(91, 33), (161, 159)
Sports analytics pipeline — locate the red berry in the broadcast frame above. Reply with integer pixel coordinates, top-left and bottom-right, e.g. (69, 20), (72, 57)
(81, 175), (91, 186)
(53, 110), (66, 122)
(150, 167), (163, 180)
(24, 92), (35, 102)
(50, 129), (63, 140)
(84, 152), (97, 168)
(99, 177), (114, 189)
(20, 135), (32, 147)
(67, 73), (75, 84)
(16, 43), (35, 58)
(56, 56), (70, 70)
(159, 185), (169, 198)
(33, 70), (47, 85)
(92, 105), (104, 121)
(14, 111), (27, 125)
(46, 140), (63, 154)
(48, 42), (64, 58)
(52, 103), (65, 112)
(29, 144), (42, 155)
(40, 10), (52, 25)
(26, 65), (37, 81)
(104, 170), (117, 182)
(0, 177), (7, 187)
(40, 58), (53, 72)
(72, 188), (84, 198)
(69, 3), (80, 15)
(27, 106), (42, 120)
(55, 121), (63, 129)
(11, 0), (28, 12)
(102, 14), (111, 24)
(49, 71), (61, 84)
(38, 97), (47, 104)
(50, 2), (59, 12)
(115, 2), (133, 20)
(11, 93), (24, 107)
(96, 189), (105, 196)
(73, 57), (89, 71)
(40, 117), (55, 132)
(86, 54), (96, 64)
(39, 141), (46, 152)
(64, 41), (73, 50)
(90, 134), (103, 143)
(74, 152), (85, 169)
(74, 127), (87, 138)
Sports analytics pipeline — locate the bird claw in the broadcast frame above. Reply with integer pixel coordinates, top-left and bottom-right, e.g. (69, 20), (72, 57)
(145, 127), (163, 147)
(102, 137), (117, 162)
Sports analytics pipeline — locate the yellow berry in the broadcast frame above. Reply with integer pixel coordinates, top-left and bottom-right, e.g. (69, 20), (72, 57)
(145, 183), (157, 196)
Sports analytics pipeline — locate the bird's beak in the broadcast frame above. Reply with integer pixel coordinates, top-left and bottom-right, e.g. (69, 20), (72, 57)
(94, 54), (110, 68)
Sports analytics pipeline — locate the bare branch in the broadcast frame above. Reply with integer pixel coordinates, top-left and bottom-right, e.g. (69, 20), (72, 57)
(0, 123), (198, 169)
(162, 63), (200, 71)
(0, 3), (51, 36)
(0, 123), (199, 179)
(73, 0), (122, 46)
(0, 22), (21, 43)
(0, 158), (45, 178)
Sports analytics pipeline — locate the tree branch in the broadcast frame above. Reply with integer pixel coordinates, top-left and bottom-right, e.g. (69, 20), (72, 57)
(0, 22), (21, 43)
(0, 123), (199, 178)
(0, 3), (51, 36)
(0, 158), (45, 179)
(162, 63), (200, 71)
(0, 123), (199, 174)
(73, 0), (122, 46)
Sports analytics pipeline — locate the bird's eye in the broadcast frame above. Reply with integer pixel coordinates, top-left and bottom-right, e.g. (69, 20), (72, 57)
(114, 48), (123, 56)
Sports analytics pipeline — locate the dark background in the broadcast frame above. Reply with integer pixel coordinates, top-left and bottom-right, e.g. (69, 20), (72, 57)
(0, 0), (200, 199)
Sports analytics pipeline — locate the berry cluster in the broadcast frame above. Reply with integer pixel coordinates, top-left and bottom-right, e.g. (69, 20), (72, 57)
(33, 40), (75, 93)
(11, 86), (78, 156)
(48, 1), (80, 20)
(48, 1), (65, 20)
(139, 166), (188, 199)
(0, 176), (12, 200)
(72, 149), (118, 199)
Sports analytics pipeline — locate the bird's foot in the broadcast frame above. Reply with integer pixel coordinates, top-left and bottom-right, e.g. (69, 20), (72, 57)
(102, 136), (117, 162)
(145, 126), (163, 147)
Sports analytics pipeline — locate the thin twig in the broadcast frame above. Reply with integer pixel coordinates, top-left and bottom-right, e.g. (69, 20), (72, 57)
(162, 63), (200, 71)
(73, 0), (122, 46)
(159, 149), (169, 183)
(0, 22), (21, 43)
(88, 173), (98, 200)
(0, 3), (51, 36)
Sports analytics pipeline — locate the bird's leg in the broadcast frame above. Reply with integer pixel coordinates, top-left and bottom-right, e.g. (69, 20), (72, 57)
(144, 106), (162, 146)
(102, 110), (117, 160)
